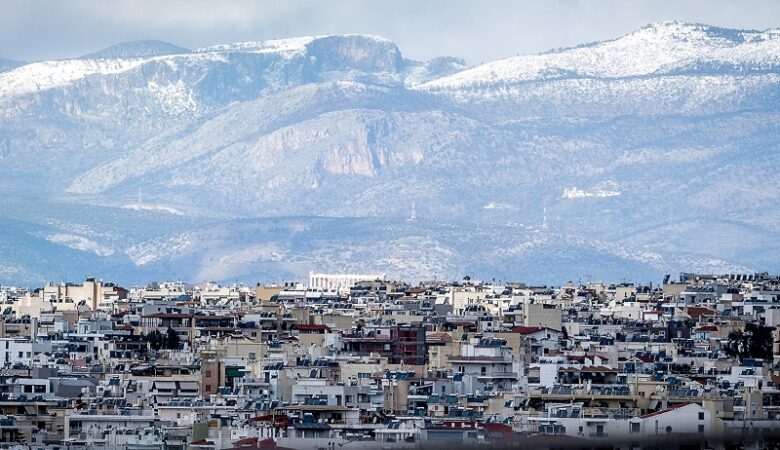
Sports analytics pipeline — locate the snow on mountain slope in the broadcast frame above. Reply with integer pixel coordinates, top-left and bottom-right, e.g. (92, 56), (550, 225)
(65, 81), (417, 195)
(0, 34), (405, 102)
(421, 22), (780, 91)
(2, 23), (780, 285)
(196, 36), (319, 54)
(0, 57), (151, 99)
(403, 56), (467, 86)
(123, 107), (516, 217)
(0, 34), (416, 182)
(196, 34), (402, 70)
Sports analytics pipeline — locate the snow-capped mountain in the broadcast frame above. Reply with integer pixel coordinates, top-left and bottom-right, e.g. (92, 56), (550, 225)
(1, 22), (779, 286)
(423, 22), (780, 89)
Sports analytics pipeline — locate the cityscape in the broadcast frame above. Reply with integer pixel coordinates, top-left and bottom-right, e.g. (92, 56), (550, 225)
(3, 1), (780, 449)
(0, 271), (778, 449)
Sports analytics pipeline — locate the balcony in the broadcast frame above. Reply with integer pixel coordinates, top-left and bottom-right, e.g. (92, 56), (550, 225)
(476, 372), (518, 380)
(447, 355), (510, 363)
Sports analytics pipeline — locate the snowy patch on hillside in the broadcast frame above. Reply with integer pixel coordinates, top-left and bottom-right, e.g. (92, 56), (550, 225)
(420, 22), (780, 92)
(676, 257), (753, 274)
(45, 234), (114, 257)
(483, 202), (515, 210)
(146, 80), (198, 115)
(196, 36), (319, 54)
(126, 233), (194, 266)
(0, 58), (148, 98)
(562, 187), (621, 199)
(122, 202), (184, 215)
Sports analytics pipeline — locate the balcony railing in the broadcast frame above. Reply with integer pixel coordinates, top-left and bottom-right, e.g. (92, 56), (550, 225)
(447, 355), (509, 362)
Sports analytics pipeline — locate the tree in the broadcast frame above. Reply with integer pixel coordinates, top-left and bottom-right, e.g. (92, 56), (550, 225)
(560, 326), (570, 347)
(144, 330), (164, 351)
(166, 327), (181, 350)
(725, 323), (774, 360)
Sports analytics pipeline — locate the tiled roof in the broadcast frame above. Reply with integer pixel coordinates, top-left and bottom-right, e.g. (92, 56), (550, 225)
(639, 402), (693, 419)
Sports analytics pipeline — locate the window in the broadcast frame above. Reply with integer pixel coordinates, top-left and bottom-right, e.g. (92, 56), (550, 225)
(205, 384), (211, 391)
(205, 370), (212, 377)
(698, 412), (704, 420)
(481, 366), (487, 375)
(698, 425), (705, 433)
(665, 426), (673, 434)
(631, 422), (640, 433)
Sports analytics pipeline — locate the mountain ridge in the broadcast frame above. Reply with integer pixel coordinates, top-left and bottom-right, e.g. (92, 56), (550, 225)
(81, 40), (191, 59)
(0, 22), (779, 286)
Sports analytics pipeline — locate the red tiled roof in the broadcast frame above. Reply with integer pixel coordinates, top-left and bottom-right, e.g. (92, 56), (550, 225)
(511, 326), (543, 335)
(640, 402), (692, 419)
(480, 422), (512, 432)
(682, 307), (716, 319)
(695, 326), (718, 332)
(427, 332), (454, 342)
(293, 324), (330, 331)
(511, 326), (560, 335)
(636, 354), (654, 363)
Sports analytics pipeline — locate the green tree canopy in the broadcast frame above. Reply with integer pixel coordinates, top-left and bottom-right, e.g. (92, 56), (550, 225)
(724, 323), (773, 360)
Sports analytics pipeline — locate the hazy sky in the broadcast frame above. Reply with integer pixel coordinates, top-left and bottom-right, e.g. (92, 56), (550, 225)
(3, 0), (780, 64)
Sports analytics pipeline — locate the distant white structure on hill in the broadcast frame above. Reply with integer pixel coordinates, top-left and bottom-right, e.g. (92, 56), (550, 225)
(308, 272), (386, 291)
